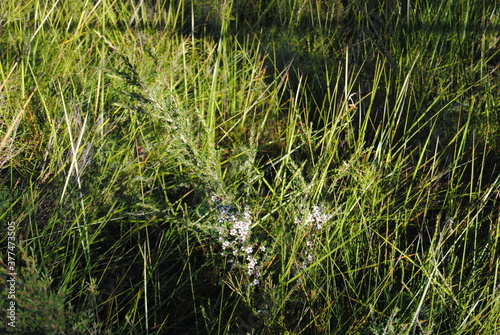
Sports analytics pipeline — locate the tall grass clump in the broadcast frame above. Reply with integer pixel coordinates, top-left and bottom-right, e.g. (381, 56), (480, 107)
(1, 0), (499, 334)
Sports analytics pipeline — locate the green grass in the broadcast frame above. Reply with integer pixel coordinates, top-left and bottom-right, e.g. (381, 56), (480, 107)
(0, 0), (499, 334)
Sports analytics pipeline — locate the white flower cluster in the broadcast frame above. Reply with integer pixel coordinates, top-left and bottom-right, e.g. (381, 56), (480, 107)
(211, 195), (265, 286)
(295, 205), (333, 270)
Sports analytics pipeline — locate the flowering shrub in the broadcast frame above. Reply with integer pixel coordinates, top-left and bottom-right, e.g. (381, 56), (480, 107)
(295, 205), (333, 270)
(211, 196), (266, 286)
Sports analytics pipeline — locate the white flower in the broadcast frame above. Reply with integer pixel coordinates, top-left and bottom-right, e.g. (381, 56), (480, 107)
(247, 256), (258, 269)
(243, 206), (251, 220)
(297, 205), (332, 230)
(211, 196), (264, 284)
(305, 214), (315, 225)
(250, 279), (259, 286)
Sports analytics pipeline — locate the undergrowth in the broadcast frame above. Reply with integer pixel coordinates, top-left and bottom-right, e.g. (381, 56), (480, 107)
(0, 0), (499, 334)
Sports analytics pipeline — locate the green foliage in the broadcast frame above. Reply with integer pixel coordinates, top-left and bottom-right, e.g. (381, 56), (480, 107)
(0, 252), (96, 334)
(0, 0), (499, 334)
(0, 185), (13, 217)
